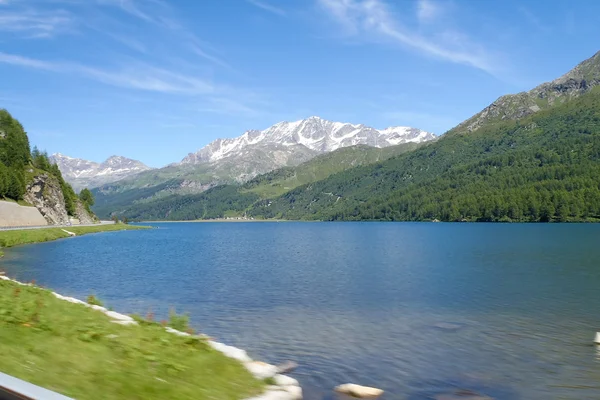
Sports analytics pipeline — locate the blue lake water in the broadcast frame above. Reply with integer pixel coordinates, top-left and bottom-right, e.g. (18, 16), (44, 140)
(3, 222), (600, 399)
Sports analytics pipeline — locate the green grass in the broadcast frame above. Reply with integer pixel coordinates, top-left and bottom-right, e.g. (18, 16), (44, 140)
(0, 224), (149, 253)
(0, 279), (263, 399)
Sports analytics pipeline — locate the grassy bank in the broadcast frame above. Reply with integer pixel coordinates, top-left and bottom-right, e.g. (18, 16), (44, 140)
(0, 224), (149, 256)
(0, 278), (263, 399)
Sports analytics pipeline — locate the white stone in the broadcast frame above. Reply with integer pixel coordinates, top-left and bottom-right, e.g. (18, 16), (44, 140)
(62, 296), (86, 305)
(111, 320), (138, 326)
(334, 383), (384, 398)
(209, 341), (252, 363)
(244, 361), (278, 380)
(595, 332), (600, 344)
(283, 385), (302, 399)
(273, 374), (299, 387)
(244, 390), (295, 400)
(166, 327), (191, 336)
(104, 311), (135, 322)
(90, 305), (107, 312)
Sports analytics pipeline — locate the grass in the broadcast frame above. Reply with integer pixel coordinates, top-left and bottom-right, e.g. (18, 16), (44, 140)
(0, 223), (149, 256)
(0, 278), (263, 399)
(169, 308), (191, 332)
(86, 294), (104, 307)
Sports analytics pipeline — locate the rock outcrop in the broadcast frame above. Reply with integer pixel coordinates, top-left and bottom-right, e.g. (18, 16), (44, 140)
(24, 174), (70, 225)
(74, 200), (95, 224)
(451, 50), (600, 134)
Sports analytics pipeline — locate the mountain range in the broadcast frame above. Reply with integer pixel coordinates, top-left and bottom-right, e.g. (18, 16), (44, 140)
(179, 117), (433, 166)
(54, 118), (433, 203)
(50, 154), (152, 191)
(91, 50), (600, 222)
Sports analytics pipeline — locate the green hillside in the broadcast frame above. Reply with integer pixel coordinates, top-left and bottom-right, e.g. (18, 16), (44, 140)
(450, 50), (600, 134)
(0, 109), (31, 200)
(96, 142), (420, 220)
(249, 89), (600, 222)
(0, 109), (85, 217)
(242, 143), (420, 198)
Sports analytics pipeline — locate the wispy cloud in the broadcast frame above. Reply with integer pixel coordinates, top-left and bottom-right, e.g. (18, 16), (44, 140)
(318, 0), (504, 77)
(518, 6), (550, 34)
(198, 97), (263, 117)
(0, 8), (75, 38)
(96, 0), (157, 23)
(0, 52), (58, 70)
(416, 0), (441, 24)
(246, 0), (286, 16)
(0, 52), (215, 95)
(103, 32), (148, 53)
(0, 0), (268, 120)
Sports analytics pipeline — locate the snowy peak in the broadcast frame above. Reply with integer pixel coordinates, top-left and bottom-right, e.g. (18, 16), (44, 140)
(180, 116), (434, 165)
(50, 153), (152, 190)
(97, 156), (150, 176)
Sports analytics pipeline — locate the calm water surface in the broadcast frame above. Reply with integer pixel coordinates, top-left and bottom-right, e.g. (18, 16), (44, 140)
(3, 222), (600, 399)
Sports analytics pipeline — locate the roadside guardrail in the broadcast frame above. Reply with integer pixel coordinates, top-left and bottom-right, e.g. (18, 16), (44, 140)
(0, 372), (73, 400)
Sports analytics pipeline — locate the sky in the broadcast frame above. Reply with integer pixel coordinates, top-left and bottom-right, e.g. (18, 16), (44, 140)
(0, 0), (599, 167)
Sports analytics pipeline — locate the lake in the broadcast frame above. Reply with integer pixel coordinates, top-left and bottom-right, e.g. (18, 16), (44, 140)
(3, 222), (600, 399)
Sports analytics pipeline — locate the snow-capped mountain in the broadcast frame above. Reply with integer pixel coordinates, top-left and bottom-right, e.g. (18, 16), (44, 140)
(51, 154), (152, 190)
(180, 116), (435, 165)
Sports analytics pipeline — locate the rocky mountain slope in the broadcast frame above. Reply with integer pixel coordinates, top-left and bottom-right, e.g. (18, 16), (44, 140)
(451, 50), (600, 134)
(181, 116), (433, 166)
(51, 154), (152, 191)
(91, 117), (434, 211)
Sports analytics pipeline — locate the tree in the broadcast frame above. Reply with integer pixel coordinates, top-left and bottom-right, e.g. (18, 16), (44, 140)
(79, 188), (95, 206)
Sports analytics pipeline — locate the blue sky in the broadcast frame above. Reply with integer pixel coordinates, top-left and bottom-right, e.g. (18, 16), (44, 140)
(0, 0), (599, 167)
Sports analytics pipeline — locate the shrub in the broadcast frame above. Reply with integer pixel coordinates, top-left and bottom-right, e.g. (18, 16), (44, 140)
(168, 308), (190, 332)
(86, 294), (104, 307)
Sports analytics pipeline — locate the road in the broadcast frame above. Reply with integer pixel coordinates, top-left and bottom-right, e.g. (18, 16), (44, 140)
(0, 221), (115, 231)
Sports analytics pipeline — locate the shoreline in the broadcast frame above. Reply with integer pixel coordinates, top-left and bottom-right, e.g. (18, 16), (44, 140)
(138, 219), (290, 223)
(0, 274), (302, 400)
(138, 219), (600, 224)
(0, 223), (150, 257)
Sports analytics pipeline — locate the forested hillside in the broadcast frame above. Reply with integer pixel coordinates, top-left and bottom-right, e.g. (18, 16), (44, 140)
(250, 89), (600, 222)
(0, 110), (30, 200)
(94, 142), (420, 220)
(0, 109), (93, 220)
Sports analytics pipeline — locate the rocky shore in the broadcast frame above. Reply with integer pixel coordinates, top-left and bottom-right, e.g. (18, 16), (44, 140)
(0, 275), (302, 400)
